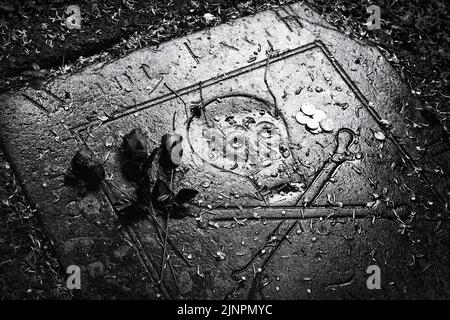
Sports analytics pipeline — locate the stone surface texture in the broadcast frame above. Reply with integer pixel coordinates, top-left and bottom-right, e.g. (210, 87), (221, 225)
(0, 3), (448, 299)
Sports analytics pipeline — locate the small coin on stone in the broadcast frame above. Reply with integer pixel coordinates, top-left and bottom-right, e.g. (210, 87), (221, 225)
(305, 117), (320, 130)
(295, 112), (309, 124)
(308, 127), (321, 134)
(320, 118), (334, 132)
(313, 109), (326, 122)
(301, 103), (316, 116)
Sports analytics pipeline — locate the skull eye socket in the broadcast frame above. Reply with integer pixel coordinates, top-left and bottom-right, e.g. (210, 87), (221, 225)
(256, 121), (278, 140)
(225, 125), (248, 151)
(259, 126), (272, 139)
(228, 134), (246, 149)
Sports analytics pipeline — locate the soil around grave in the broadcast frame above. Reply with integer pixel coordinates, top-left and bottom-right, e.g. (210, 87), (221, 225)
(0, 0), (449, 299)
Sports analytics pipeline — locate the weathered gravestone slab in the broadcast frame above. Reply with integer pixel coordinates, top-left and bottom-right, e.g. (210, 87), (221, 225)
(1, 3), (448, 299)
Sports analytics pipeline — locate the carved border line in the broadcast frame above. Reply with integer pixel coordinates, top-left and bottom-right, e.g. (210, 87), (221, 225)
(314, 41), (444, 205)
(207, 204), (409, 221)
(73, 39), (441, 206)
(71, 42), (318, 131)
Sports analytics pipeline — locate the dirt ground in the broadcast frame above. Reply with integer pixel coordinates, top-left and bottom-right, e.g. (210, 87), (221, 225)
(0, 0), (449, 299)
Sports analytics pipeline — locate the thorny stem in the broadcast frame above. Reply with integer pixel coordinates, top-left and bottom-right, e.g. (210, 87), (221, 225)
(159, 210), (170, 284)
(148, 206), (191, 266)
(76, 141), (188, 292)
(151, 229), (180, 295)
(168, 254), (181, 297)
(102, 181), (168, 293)
(158, 169), (175, 284)
(108, 177), (189, 266)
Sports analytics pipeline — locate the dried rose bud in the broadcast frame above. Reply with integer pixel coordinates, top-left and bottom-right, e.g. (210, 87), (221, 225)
(121, 160), (142, 182)
(122, 128), (148, 162)
(161, 133), (183, 168)
(68, 148), (105, 187)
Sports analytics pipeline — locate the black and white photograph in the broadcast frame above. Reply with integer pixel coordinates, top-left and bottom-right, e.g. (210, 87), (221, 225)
(0, 0), (449, 309)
